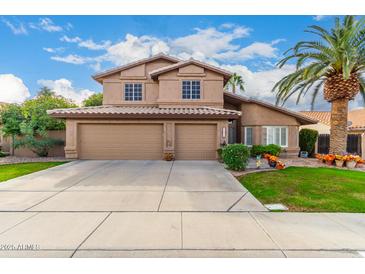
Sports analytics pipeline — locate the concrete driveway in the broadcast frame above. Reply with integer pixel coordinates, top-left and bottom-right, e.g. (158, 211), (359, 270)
(0, 160), (266, 212)
(1, 160), (365, 258)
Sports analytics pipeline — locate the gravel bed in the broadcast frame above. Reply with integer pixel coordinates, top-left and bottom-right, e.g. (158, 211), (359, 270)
(0, 156), (71, 165)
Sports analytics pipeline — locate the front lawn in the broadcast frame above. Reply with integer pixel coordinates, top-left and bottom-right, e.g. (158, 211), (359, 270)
(0, 162), (67, 182)
(239, 167), (365, 212)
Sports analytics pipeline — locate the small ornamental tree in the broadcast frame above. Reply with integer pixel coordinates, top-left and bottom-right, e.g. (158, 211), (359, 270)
(0, 104), (24, 155)
(299, 128), (319, 156)
(14, 87), (77, 157)
(83, 93), (103, 107)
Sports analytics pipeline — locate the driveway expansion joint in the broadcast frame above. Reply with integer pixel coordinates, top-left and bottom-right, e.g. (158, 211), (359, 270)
(70, 212), (112, 258)
(226, 192), (248, 211)
(249, 212), (287, 258)
(157, 160), (174, 211)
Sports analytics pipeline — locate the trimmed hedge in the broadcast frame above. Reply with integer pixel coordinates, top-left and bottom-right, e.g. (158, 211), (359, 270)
(222, 144), (250, 171)
(250, 145), (266, 157)
(250, 144), (281, 157)
(299, 128), (318, 156)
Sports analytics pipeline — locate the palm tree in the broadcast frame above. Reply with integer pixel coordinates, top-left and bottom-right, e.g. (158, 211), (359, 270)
(225, 73), (245, 94)
(273, 16), (365, 154)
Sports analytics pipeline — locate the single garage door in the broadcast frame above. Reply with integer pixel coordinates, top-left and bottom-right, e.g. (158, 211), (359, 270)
(78, 124), (163, 160)
(175, 124), (217, 160)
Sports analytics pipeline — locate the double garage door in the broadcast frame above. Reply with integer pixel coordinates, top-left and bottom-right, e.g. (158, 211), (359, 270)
(78, 123), (217, 160)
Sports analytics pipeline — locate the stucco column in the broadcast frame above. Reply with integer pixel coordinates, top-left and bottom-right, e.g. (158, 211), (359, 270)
(218, 121), (229, 146)
(163, 122), (174, 154)
(362, 133), (365, 157)
(64, 119), (78, 159)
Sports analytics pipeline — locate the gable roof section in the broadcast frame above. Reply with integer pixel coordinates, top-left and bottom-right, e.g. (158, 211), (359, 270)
(300, 109), (365, 130)
(92, 53), (181, 83)
(224, 92), (317, 125)
(149, 59), (233, 82)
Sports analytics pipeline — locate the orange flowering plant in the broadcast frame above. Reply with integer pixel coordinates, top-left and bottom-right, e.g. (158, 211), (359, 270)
(323, 154), (335, 161)
(343, 154), (357, 162)
(269, 155), (278, 162)
(335, 155), (345, 161)
(276, 161), (285, 170)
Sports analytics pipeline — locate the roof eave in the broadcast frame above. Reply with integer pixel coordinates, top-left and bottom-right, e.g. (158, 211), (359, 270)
(48, 113), (240, 120)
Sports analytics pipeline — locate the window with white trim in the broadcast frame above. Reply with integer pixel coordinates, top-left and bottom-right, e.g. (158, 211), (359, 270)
(124, 83), (142, 101)
(182, 80), (201, 99)
(244, 127), (253, 146)
(262, 126), (288, 147)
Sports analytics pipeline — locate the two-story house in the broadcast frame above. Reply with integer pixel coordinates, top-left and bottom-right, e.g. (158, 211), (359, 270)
(48, 53), (316, 160)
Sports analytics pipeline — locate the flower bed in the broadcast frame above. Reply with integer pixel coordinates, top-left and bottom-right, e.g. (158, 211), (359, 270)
(315, 153), (364, 169)
(263, 153), (286, 170)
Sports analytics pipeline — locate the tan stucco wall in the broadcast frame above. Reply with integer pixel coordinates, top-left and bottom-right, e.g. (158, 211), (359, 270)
(102, 60), (225, 108)
(64, 119), (228, 159)
(157, 67), (224, 108)
(241, 102), (300, 126)
(1, 130), (65, 157)
(300, 122), (330, 134)
(239, 102), (301, 157)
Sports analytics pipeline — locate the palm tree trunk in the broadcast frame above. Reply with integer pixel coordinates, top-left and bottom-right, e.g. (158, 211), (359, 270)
(329, 98), (348, 154)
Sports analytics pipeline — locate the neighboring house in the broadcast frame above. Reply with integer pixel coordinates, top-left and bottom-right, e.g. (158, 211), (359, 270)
(48, 53), (316, 160)
(300, 109), (365, 156)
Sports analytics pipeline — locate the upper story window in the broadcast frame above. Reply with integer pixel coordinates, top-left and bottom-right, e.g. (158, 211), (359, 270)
(124, 83), (142, 101)
(182, 80), (201, 99)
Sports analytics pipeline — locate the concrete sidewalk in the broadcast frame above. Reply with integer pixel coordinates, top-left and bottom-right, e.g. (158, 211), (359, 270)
(0, 212), (364, 258)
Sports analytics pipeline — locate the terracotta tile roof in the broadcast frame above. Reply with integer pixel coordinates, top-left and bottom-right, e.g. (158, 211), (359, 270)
(299, 111), (331, 126)
(224, 92), (318, 125)
(47, 106), (241, 119)
(300, 108), (365, 131)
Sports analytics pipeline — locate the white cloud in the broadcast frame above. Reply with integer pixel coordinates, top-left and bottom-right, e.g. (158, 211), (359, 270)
(171, 26), (251, 60)
(0, 74), (30, 103)
(43, 47), (64, 53)
(60, 35), (82, 43)
(37, 78), (95, 105)
(51, 54), (87, 65)
(60, 35), (111, 50)
(2, 18), (27, 35)
(102, 34), (170, 66)
(313, 15), (327, 21)
(222, 64), (325, 110)
(214, 41), (278, 61)
(78, 39), (111, 50)
(30, 17), (63, 32)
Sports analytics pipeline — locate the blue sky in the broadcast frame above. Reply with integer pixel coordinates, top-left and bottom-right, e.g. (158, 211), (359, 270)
(0, 15), (363, 110)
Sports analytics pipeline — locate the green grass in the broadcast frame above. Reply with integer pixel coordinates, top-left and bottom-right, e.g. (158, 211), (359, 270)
(239, 166), (365, 212)
(0, 162), (67, 182)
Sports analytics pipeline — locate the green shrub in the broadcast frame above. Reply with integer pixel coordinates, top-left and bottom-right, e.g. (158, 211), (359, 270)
(264, 144), (282, 156)
(0, 151), (8, 157)
(250, 145), (266, 157)
(299, 128), (318, 156)
(250, 144), (281, 157)
(14, 136), (64, 157)
(217, 147), (224, 162)
(222, 144), (250, 171)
